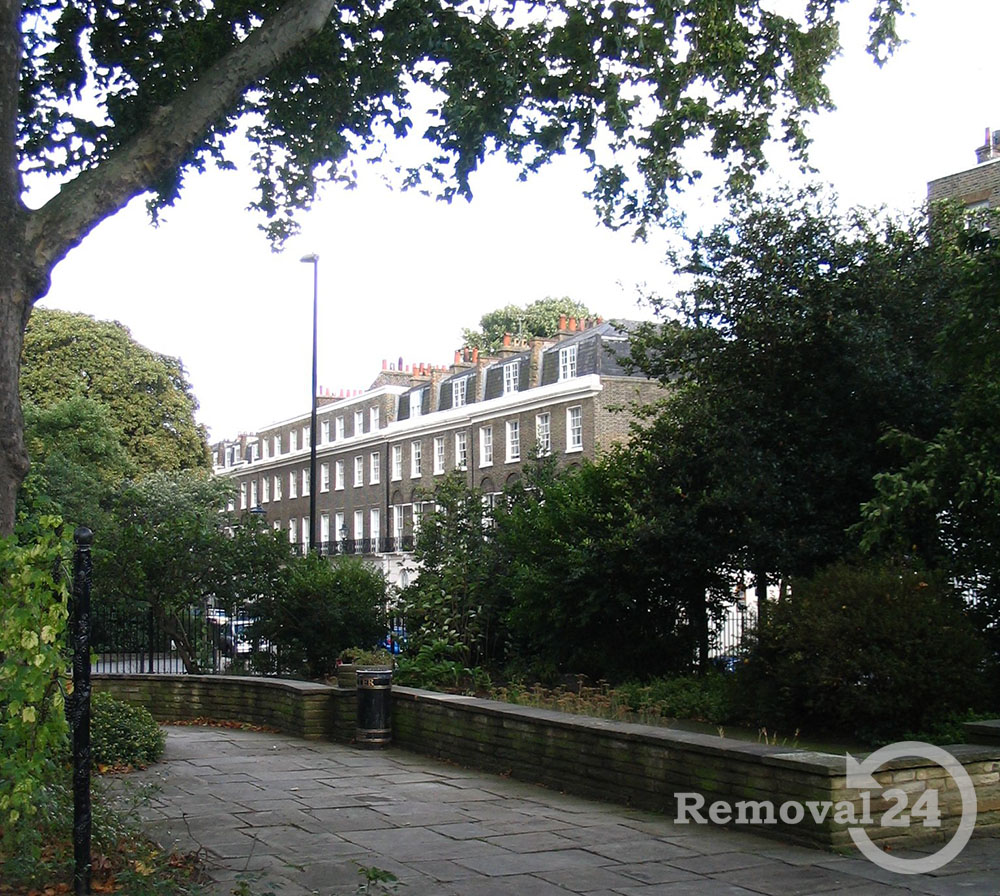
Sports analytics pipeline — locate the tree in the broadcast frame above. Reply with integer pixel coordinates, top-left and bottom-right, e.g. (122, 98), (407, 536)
(97, 470), (290, 672)
(17, 396), (134, 538)
(627, 188), (951, 606)
(20, 309), (209, 475)
(856, 206), (1000, 665)
(399, 473), (506, 668)
(462, 297), (596, 352)
(251, 553), (388, 679)
(1, 0), (905, 532)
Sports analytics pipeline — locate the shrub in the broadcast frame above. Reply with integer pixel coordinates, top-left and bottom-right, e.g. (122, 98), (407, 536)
(615, 673), (733, 725)
(91, 692), (165, 768)
(251, 554), (388, 680)
(732, 560), (988, 744)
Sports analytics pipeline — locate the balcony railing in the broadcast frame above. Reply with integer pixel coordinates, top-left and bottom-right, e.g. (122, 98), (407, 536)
(290, 536), (415, 556)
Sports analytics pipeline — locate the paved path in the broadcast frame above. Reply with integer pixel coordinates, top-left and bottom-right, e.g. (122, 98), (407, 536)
(130, 726), (1000, 896)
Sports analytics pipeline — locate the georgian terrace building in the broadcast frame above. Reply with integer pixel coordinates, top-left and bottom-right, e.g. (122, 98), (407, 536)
(212, 316), (664, 584)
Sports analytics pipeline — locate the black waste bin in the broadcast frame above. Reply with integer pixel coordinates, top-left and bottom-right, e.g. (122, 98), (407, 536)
(356, 668), (392, 747)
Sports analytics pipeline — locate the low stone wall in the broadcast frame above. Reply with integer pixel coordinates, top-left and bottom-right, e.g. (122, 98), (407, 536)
(95, 675), (1000, 852)
(391, 688), (1000, 850)
(94, 674), (355, 743)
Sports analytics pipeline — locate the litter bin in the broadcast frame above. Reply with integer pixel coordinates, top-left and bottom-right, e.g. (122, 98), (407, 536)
(356, 668), (392, 747)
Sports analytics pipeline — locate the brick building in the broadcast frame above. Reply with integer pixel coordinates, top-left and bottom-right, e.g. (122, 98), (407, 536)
(927, 126), (1000, 211)
(213, 317), (664, 583)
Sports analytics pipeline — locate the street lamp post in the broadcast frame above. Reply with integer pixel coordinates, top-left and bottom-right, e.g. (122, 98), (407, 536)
(300, 253), (319, 554)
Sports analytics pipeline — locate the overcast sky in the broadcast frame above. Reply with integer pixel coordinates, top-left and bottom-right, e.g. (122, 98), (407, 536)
(31, 0), (1000, 441)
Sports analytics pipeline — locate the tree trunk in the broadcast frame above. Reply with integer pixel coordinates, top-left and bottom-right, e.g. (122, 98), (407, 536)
(0, 282), (32, 535)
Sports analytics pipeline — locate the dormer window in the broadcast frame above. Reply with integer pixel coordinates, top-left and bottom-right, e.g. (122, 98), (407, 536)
(503, 361), (519, 394)
(559, 344), (578, 380)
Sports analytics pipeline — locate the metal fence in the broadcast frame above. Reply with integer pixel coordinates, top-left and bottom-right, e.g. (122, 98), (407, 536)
(709, 603), (757, 662)
(91, 603), (258, 675)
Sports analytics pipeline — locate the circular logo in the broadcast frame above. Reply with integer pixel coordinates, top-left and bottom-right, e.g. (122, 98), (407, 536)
(846, 741), (977, 874)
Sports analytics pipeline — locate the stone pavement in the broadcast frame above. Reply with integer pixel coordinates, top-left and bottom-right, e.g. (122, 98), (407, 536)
(128, 726), (1000, 896)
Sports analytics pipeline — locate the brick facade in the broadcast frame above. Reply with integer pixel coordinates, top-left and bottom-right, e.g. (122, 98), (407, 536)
(213, 318), (665, 581)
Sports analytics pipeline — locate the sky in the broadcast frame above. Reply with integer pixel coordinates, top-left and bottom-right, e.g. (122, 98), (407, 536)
(31, 0), (1000, 442)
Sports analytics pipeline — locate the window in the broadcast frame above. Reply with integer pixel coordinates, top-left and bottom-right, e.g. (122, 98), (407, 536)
(303, 425), (310, 448)
(353, 510), (364, 552)
(250, 442), (259, 463)
(370, 509), (381, 551)
(559, 344), (578, 381)
(335, 459), (345, 490)
(320, 462), (330, 493)
(506, 420), (520, 462)
(274, 434), (281, 456)
(391, 444), (402, 481)
(290, 429), (298, 452)
(410, 440), (422, 477)
(250, 479), (258, 506)
(301, 468), (310, 497)
(354, 455), (364, 487)
(262, 439), (270, 460)
(354, 410), (364, 435)
(239, 482), (247, 510)
(567, 406), (583, 451)
(233, 444), (241, 464)
(392, 505), (404, 542)
(301, 517), (310, 552)
(503, 361), (519, 394)
(370, 407), (380, 430)
(334, 511), (345, 544)
(273, 474), (282, 502)
(321, 419), (330, 444)
(434, 436), (445, 474)
(288, 519), (297, 544)
(335, 416), (345, 440)
(452, 377), (467, 408)
(289, 471), (298, 498)
(480, 426), (493, 466)
(370, 451), (381, 485)
(409, 391), (423, 418)
(320, 512), (330, 545)
(262, 477), (270, 503)
(536, 413), (551, 456)
(455, 431), (468, 470)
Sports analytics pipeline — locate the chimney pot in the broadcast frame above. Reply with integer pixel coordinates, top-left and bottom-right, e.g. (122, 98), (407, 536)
(503, 333), (511, 347)
(455, 350), (461, 364)
(568, 317), (578, 332)
(472, 348), (479, 363)
(559, 314), (567, 331)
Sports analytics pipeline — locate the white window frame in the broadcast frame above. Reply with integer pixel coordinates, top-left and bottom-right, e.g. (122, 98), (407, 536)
(303, 425), (310, 448)
(353, 510), (364, 551)
(370, 509), (381, 552)
(506, 420), (520, 462)
(261, 477), (270, 503)
(480, 425), (493, 466)
(370, 451), (381, 485)
(320, 512), (330, 545)
(409, 391), (423, 418)
(334, 511), (345, 544)
(301, 468), (310, 497)
(503, 361), (519, 394)
(239, 481), (247, 510)
(290, 429), (298, 452)
(391, 444), (403, 481)
(289, 470), (297, 498)
(536, 412), (551, 456)
(370, 406), (380, 430)
(335, 416), (345, 440)
(433, 436), (445, 475)
(301, 516), (310, 552)
(354, 410), (364, 435)
(335, 459), (345, 491)
(455, 431), (468, 470)
(321, 419), (330, 444)
(452, 377), (467, 408)
(288, 518), (297, 544)
(273, 474), (282, 502)
(354, 455), (364, 487)
(410, 440), (422, 478)
(320, 462), (330, 493)
(567, 405), (583, 452)
(559, 344), (578, 381)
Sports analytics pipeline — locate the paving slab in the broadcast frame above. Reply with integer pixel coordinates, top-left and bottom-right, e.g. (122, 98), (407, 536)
(130, 725), (1000, 896)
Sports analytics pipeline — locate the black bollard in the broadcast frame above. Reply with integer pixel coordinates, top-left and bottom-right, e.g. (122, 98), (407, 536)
(70, 527), (93, 896)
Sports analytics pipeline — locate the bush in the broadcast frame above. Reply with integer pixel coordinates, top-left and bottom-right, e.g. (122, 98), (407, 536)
(251, 554), (388, 680)
(732, 560), (988, 744)
(615, 673), (733, 725)
(91, 692), (165, 768)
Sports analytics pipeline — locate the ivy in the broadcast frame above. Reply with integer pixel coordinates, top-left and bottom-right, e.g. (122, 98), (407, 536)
(0, 518), (70, 863)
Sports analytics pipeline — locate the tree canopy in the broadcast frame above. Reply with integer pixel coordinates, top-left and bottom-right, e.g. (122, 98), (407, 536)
(0, 0), (905, 532)
(461, 297), (596, 352)
(20, 309), (210, 475)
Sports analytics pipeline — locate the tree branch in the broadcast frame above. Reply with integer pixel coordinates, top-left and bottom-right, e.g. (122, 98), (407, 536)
(23, 0), (336, 293)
